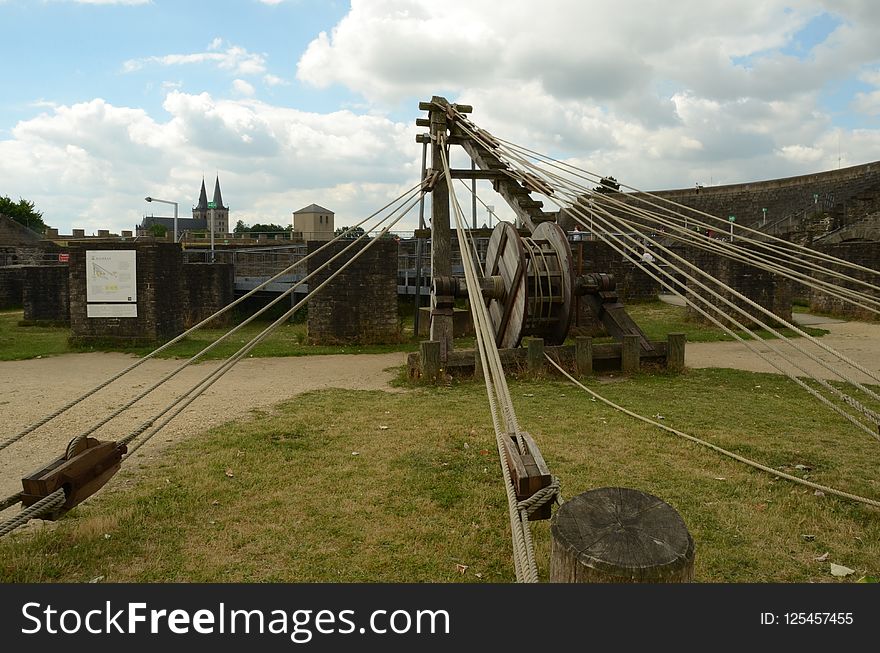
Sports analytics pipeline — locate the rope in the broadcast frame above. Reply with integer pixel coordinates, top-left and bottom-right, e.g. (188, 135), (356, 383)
(0, 184), (422, 454)
(118, 193), (420, 457)
(0, 488), (66, 538)
(438, 136), (554, 582)
(0, 492), (23, 512)
(545, 354), (880, 510)
(455, 124), (880, 437)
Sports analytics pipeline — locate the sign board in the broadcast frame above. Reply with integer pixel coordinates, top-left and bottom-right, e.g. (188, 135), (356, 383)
(86, 250), (137, 317)
(207, 201), (217, 209)
(87, 303), (138, 318)
(728, 215), (736, 222)
(58, 253), (69, 263)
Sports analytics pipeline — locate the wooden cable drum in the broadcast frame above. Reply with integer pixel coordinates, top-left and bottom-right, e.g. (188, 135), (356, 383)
(483, 221), (575, 348)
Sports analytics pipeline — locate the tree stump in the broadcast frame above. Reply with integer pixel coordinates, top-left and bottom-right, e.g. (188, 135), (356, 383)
(550, 487), (695, 583)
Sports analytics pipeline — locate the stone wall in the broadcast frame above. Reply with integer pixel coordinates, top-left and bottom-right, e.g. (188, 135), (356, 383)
(307, 239), (400, 344)
(22, 265), (69, 324)
(69, 242), (184, 345)
(0, 214), (42, 246)
(0, 266), (25, 309)
(809, 242), (880, 320)
(181, 262), (235, 328)
(684, 246), (792, 328)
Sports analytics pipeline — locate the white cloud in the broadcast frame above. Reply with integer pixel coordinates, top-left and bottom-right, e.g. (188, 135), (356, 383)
(0, 93), (416, 234)
(294, 0), (880, 191)
(123, 40), (267, 77)
(232, 79), (256, 97)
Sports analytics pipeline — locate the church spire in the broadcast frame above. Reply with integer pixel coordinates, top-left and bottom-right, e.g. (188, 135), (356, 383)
(212, 175), (226, 209)
(196, 177), (208, 210)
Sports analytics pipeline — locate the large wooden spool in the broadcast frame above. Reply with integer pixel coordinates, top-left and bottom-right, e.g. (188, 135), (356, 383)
(483, 221), (575, 348)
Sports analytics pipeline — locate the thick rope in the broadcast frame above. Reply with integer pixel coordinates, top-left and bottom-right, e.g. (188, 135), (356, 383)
(0, 488), (66, 538)
(0, 184), (422, 454)
(545, 354), (880, 510)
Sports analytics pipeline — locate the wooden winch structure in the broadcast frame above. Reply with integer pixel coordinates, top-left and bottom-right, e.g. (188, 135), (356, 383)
(420, 95), (657, 358)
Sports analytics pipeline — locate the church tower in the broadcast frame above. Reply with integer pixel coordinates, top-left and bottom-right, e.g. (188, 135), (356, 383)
(192, 175), (229, 234)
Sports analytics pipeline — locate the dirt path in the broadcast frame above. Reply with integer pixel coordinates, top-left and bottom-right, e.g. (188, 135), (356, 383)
(0, 352), (406, 506)
(685, 319), (880, 383)
(3, 318), (879, 519)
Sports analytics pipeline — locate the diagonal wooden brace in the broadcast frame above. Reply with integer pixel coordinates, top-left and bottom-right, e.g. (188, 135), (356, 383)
(501, 431), (553, 521)
(20, 437), (126, 520)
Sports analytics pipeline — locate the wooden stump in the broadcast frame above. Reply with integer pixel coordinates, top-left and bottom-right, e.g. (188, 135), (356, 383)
(576, 336), (593, 376)
(667, 332), (686, 373)
(550, 487), (695, 583)
(621, 334), (640, 374)
(420, 340), (440, 382)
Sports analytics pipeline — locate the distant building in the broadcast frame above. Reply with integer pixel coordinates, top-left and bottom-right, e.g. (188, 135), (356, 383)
(293, 204), (334, 241)
(137, 175), (229, 237)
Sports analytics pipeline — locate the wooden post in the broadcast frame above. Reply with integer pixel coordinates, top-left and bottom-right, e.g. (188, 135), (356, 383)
(550, 487), (695, 583)
(473, 347), (484, 381)
(667, 332), (686, 373)
(527, 337), (544, 377)
(575, 336), (593, 376)
(420, 340), (441, 383)
(428, 97), (453, 363)
(621, 334), (640, 374)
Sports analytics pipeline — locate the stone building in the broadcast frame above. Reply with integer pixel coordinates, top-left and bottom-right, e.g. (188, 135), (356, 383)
(138, 175), (229, 236)
(293, 204), (334, 241)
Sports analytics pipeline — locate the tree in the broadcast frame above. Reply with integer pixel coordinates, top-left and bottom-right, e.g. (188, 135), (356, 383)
(234, 219), (250, 233)
(149, 223), (167, 238)
(594, 176), (620, 194)
(0, 195), (47, 233)
(335, 226), (366, 239)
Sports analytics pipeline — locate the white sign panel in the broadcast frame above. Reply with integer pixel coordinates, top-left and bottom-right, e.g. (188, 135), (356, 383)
(86, 250), (137, 303)
(87, 303), (138, 318)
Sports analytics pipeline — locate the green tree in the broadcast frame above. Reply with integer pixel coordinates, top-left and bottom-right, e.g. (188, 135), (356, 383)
(234, 219), (250, 233)
(0, 195), (47, 233)
(149, 223), (167, 238)
(334, 226), (366, 239)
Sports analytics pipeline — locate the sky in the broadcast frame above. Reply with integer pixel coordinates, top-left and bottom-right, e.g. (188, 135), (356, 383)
(2, 0), (880, 235)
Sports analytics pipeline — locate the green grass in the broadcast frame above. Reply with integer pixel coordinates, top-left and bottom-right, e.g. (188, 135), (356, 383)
(622, 301), (828, 342)
(1, 301), (827, 362)
(2, 368), (877, 583)
(0, 310), (71, 360)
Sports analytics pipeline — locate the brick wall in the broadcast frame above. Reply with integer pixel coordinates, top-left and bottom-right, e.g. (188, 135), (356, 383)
(307, 239), (400, 344)
(0, 266), (25, 308)
(69, 242), (184, 345)
(809, 242), (879, 320)
(684, 246), (792, 327)
(22, 265), (69, 323)
(181, 262), (235, 328)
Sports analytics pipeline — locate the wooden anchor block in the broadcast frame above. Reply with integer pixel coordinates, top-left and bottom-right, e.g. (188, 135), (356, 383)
(21, 437), (126, 519)
(501, 431), (553, 521)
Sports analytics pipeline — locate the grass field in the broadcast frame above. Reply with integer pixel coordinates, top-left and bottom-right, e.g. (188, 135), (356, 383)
(1, 367), (877, 583)
(0, 301), (827, 362)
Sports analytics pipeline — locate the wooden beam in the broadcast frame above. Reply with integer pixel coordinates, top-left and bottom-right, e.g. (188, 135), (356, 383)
(449, 168), (510, 180)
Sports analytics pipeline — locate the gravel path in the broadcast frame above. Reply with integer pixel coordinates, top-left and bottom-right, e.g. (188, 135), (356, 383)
(0, 352), (405, 508)
(2, 318), (879, 520)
